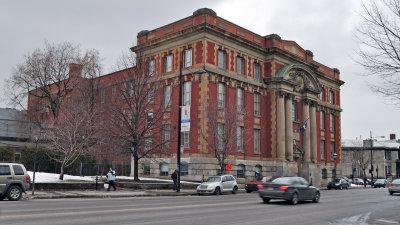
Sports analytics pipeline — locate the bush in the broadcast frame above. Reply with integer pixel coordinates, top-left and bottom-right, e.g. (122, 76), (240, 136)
(0, 146), (14, 162)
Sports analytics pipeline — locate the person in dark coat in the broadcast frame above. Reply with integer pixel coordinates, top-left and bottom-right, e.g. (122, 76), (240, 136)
(171, 170), (178, 191)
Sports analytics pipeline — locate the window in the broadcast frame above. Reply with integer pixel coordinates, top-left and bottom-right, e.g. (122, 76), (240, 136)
(320, 88), (324, 101)
(183, 81), (191, 106)
(12, 165), (24, 175)
(145, 137), (152, 151)
(255, 165), (262, 176)
(237, 88), (244, 113)
(254, 93), (260, 115)
(322, 168), (327, 179)
(388, 151), (392, 160)
(254, 129), (260, 153)
(237, 126), (244, 151)
(165, 54), (173, 72)
(162, 124), (170, 150)
(181, 163), (189, 176)
(182, 131), (190, 148)
(330, 114), (334, 132)
(184, 49), (192, 68)
(121, 82), (127, 99)
(143, 163), (150, 175)
(330, 142), (335, 160)
(389, 165), (392, 173)
(237, 164), (245, 178)
(217, 123), (224, 150)
(217, 165), (222, 175)
(120, 109), (125, 127)
(320, 140), (325, 160)
(237, 56), (244, 75)
(147, 112), (153, 126)
(292, 101), (298, 121)
(164, 85), (172, 109)
(147, 89), (154, 103)
(218, 50), (226, 69)
(320, 111), (325, 130)
(0, 165), (11, 176)
(111, 85), (116, 102)
(218, 83), (225, 108)
(160, 163), (168, 176)
(148, 59), (155, 76)
(329, 91), (334, 104)
(101, 89), (105, 104)
(254, 63), (260, 80)
(129, 81), (134, 98)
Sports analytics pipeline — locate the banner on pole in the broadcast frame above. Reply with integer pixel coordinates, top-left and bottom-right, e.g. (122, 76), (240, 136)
(181, 105), (190, 132)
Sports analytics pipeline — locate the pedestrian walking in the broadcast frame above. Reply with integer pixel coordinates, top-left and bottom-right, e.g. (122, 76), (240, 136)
(106, 167), (117, 191)
(171, 170), (178, 191)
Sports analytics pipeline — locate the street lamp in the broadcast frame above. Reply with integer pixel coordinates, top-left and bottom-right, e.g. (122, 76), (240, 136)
(369, 131), (384, 185)
(333, 153), (337, 180)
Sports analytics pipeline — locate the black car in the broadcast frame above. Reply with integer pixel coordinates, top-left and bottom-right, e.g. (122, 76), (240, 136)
(327, 178), (350, 190)
(373, 179), (388, 188)
(258, 177), (320, 205)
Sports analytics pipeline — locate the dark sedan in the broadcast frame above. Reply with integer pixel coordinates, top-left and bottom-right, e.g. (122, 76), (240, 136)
(258, 177), (320, 205)
(245, 176), (274, 193)
(373, 179), (388, 188)
(327, 178), (350, 190)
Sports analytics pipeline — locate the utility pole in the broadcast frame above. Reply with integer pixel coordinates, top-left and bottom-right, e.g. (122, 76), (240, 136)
(370, 131), (374, 185)
(176, 61), (183, 192)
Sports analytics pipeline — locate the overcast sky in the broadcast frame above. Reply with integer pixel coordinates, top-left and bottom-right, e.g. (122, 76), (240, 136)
(0, 0), (398, 140)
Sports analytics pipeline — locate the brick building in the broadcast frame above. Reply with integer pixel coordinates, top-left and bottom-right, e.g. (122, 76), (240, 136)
(28, 8), (344, 187)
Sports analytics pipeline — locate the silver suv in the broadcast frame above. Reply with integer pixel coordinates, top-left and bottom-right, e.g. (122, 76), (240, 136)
(0, 163), (31, 201)
(197, 175), (238, 195)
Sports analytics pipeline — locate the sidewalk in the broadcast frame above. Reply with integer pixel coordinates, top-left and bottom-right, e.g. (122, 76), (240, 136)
(25, 188), (200, 200)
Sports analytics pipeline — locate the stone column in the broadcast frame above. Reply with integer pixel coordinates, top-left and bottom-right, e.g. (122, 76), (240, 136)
(277, 92), (286, 161)
(310, 102), (317, 163)
(303, 100), (311, 162)
(285, 94), (293, 161)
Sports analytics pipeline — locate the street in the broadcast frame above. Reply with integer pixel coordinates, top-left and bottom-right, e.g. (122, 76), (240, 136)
(0, 188), (399, 225)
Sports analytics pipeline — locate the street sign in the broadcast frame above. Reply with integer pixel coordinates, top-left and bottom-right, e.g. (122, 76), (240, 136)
(226, 163), (232, 171)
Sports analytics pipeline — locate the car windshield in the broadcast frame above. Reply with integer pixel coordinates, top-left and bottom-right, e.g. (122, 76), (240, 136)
(392, 179), (400, 184)
(206, 177), (221, 182)
(376, 179), (385, 183)
(271, 177), (292, 185)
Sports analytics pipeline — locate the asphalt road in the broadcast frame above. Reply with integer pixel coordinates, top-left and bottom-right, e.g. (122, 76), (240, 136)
(0, 188), (399, 225)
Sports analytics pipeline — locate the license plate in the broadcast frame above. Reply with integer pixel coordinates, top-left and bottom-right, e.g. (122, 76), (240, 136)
(267, 187), (273, 190)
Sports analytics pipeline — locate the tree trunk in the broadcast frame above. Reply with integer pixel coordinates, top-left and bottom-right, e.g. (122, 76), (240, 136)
(59, 166), (64, 180)
(133, 155), (139, 181)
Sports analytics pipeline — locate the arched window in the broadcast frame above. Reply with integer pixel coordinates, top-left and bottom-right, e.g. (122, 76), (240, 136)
(237, 164), (245, 178)
(160, 163), (168, 176)
(181, 163), (189, 176)
(255, 165), (262, 177)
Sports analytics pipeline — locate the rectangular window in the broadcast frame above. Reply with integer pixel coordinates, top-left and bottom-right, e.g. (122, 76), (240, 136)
(388, 151), (392, 160)
(254, 63), (260, 80)
(329, 90), (334, 104)
(330, 114), (334, 132)
(181, 164), (189, 176)
(292, 101), (298, 121)
(183, 81), (191, 106)
(12, 165), (24, 175)
(218, 50), (226, 69)
(320, 111), (325, 130)
(254, 129), (260, 153)
(181, 131), (190, 148)
(101, 89), (105, 104)
(147, 112), (153, 126)
(237, 88), (244, 113)
(0, 165), (11, 175)
(217, 123), (224, 150)
(121, 82), (127, 99)
(389, 165), (392, 173)
(330, 142), (335, 160)
(320, 88), (324, 101)
(111, 85), (116, 102)
(237, 56), (244, 75)
(165, 54), (173, 72)
(254, 93), (260, 115)
(218, 83), (225, 108)
(162, 124), (170, 150)
(145, 137), (152, 151)
(143, 163), (150, 175)
(147, 89), (154, 103)
(237, 126), (244, 151)
(164, 85), (172, 109)
(184, 49), (192, 68)
(148, 59), (155, 76)
(129, 81), (134, 98)
(320, 140), (325, 160)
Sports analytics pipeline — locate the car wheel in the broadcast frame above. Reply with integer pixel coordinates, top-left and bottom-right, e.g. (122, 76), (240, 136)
(246, 190), (252, 193)
(262, 197), (270, 203)
(198, 193), (203, 196)
(389, 192), (394, 195)
(313, 192), (320, 203)
(214, 187), (221, 195)
(345, 185), (348, 190)
(232, 186), (238, 194)
(290, 193), (299, 205)
(7, 186), (23, 201)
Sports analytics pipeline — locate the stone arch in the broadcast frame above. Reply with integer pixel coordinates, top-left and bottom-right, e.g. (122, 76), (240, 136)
(275, 64), (322, 94)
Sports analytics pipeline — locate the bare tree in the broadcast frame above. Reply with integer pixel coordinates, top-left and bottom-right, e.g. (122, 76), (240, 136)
(349, 140), (371, 187)
(356, 0), (400, 103)
(5, 41), (102, 121)
(200, 99), (246, 174)
(108, 51), (169, 181)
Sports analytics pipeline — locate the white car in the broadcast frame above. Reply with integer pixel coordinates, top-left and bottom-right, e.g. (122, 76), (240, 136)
(197, 175), (238, 195)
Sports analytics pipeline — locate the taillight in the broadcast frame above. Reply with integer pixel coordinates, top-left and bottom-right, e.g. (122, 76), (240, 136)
(279, 186), (289, 190)
(389, 183), (392, 187)
(257, 184), (263, 189)
(26, 176), (30, 183)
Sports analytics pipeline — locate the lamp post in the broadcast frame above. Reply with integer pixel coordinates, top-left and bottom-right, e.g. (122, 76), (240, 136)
(369, 131), (384, 186)
(333, 153), (337, 180)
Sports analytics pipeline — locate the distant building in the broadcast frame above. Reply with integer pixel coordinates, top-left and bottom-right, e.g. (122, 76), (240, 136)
(342, 134), (400, 180)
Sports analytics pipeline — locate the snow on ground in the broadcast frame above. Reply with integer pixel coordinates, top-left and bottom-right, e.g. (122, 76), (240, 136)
(27, 171), (199, 184)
